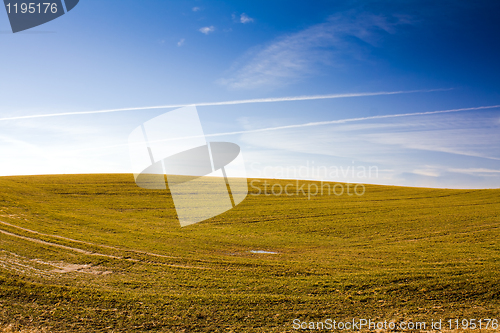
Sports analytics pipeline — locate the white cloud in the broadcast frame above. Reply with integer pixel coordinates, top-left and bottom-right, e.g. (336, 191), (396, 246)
(177, 38), (185, 47)
(412, 168), (440, 177)
(192, 7), (200, 12)
(219, 12), (411, 89)
(199, 26), (215, 35)
(448, 168), (500, 175)
(240, 13), (254, 23)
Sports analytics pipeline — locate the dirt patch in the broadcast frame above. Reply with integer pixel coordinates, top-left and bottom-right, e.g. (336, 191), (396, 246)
(43, 261), (112, 275)
(0, 251), (112, 277)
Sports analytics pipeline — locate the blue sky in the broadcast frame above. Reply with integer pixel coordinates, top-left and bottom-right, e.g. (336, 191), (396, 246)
(1, 0), (499, 188)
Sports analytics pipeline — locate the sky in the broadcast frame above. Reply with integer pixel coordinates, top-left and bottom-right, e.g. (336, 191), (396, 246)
(1, 0), (499, 189)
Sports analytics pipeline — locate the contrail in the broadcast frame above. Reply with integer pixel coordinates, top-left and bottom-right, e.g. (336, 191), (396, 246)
(204, 104), (500, 138)
(0, 88), (447, 121)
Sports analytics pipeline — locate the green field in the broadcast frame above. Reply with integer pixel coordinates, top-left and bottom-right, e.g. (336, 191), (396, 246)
(0, 174), (499, 332)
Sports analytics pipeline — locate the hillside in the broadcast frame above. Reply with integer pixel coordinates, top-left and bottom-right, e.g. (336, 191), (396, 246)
(0, 174), (499, 332)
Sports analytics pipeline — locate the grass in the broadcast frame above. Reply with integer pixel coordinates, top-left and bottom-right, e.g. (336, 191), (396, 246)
(0, 174), (499, 332)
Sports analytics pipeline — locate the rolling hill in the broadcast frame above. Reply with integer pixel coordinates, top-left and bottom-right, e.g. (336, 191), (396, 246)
(0, 174), (499, 332)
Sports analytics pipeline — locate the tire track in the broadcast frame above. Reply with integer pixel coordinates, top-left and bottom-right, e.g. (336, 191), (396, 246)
(0, 228), (120, 258)
(0, 220), (210, 270)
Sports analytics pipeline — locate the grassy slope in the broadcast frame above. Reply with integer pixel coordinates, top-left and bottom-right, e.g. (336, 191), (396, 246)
(0, 174), (499, 332)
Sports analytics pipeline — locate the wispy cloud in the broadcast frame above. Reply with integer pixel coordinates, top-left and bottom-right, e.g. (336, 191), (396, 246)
(233, 109), (500, 188)
(218, 12), (411, 89)
(199, 26), (215, 35)
(412, 168), (440, 177)
(177, 38), (185, 47)
(240, 13), (254, 23)
(192, 7), (200, 12)
(206, 105), (500, 146)
(84, 103), (498, 157)
(367, 130), (500, 161)
(448, 168), (500, 175)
